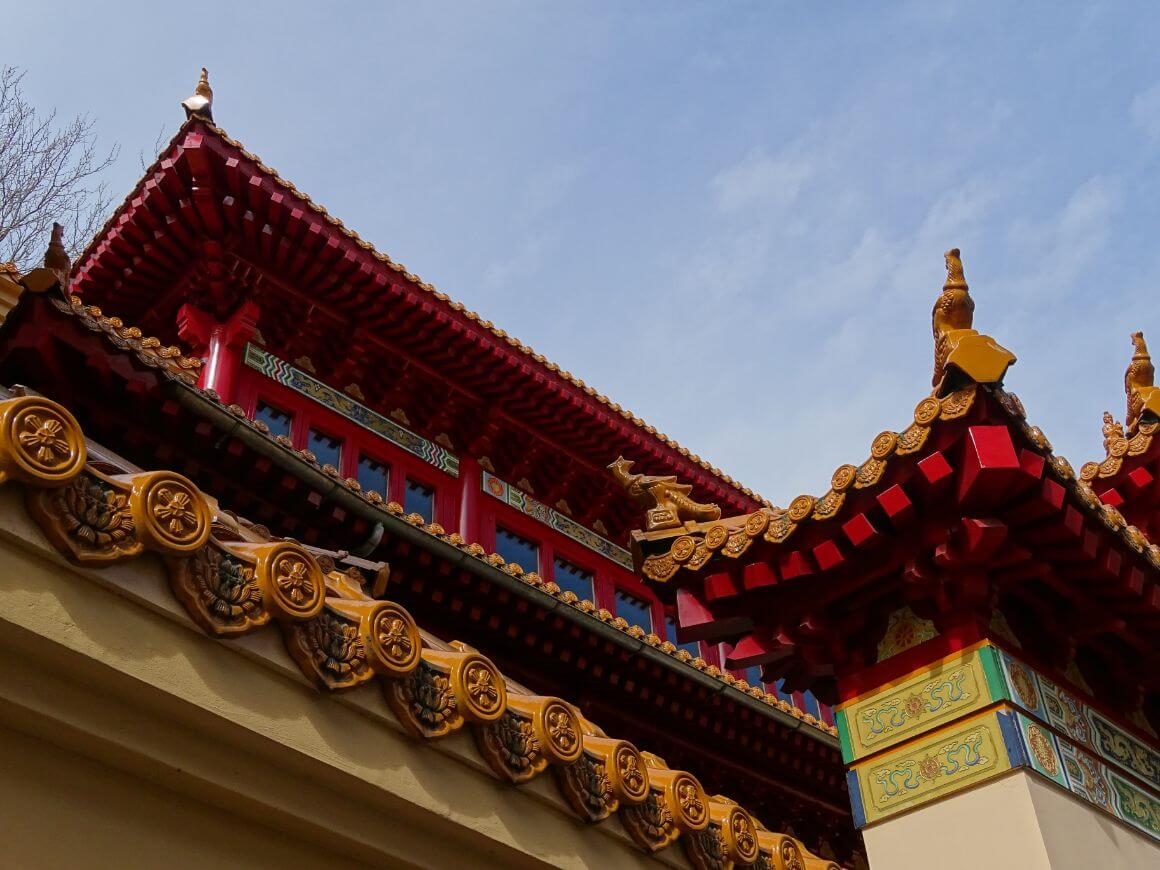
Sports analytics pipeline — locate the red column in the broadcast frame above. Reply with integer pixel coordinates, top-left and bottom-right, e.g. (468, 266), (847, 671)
(177, 301), (260, 406)
(457, 456), (481, 542)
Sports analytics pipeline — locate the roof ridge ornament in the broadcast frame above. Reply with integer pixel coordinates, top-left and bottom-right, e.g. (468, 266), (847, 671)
(181, 67), (214, 123)
(1125, 331), (1160, 433)
(608, 456), (721, 533)
(44, 222), (70, 282)
(1102, 411), (1126, 452)
(930, 247), (1015, 395)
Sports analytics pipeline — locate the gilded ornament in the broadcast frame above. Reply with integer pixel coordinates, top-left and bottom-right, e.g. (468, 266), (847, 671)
(608, 456), (721, 532)
(365, 602), (422, 677)
(292, 610), (372, 690)
(896, 423), (931, 456)
(1050, 455), (1075, 481)
(616, 744), (649, 802)
(1125, 331), (1160, 433)
(671, 536), (698, 563)
(559, 753), (616, 821)
(1079, 462), (1100, 482)
(724, 530), (749, 556)
(128, 471), (212, 555)
(1099, 503), (1125, 531)
(704, 524), (729, 550)
(870, 431), (898, 460)
(913, 396), (941, 426)
(30, 472), (138, 563)
(226, 541), (326, 622)
(939, 386), (977, 420)
(391, 661), (458, 738)
(0, 397), (86, 486)
(831, 464), (857, 492)
(787, 495), (815, 522)
(812, 489), (845, 520)
(170, 543), (266, 636)
(780, 838), (806, 870)
(744, 510), (769, 537)
(854, 458), (887, 488)
(764, 511), (796, 544)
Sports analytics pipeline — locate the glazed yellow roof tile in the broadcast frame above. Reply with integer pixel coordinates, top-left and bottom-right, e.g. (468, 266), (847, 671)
(0, 388), (839, 868)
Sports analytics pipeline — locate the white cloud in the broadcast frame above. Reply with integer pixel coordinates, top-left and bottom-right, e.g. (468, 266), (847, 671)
(1131, 81), (1160, 141)
(711, 147), (816, 214)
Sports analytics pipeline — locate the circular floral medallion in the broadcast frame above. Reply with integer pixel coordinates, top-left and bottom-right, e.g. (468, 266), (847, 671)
(870, 431), (899, 460)
(256, 542), (325, 621)
(913, 397), (941, 426)
(615, 744), (649, 802)
(787, 494), (815, 522)
(455, 654), (506, 722)
(780, 838), (806, 870)
(743, 511), (769, 537)
(365, 602), (421, 677)
(670, 772), (708, 830)
(831, 464), (858, 492)
(540, 700), (583, 763)
(704, 525), (728, 550)
(131, 471), (212, 554)
(671, 536), (697, 563)
(0, 397), (86, 485)
(728, 808), (759, 864)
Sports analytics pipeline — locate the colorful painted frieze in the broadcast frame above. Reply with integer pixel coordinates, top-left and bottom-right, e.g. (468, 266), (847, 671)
(847, 710), (1015, 826)
(1007, 711), (1160, 842)
(244, 345), (459, 477)
(836, 644), (1005, 763)
(482, 471), (633, 570)
(993, 648), (1159, 791)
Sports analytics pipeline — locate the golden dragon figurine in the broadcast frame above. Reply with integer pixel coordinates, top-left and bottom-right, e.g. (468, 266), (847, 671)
(608, 456), (721, 532)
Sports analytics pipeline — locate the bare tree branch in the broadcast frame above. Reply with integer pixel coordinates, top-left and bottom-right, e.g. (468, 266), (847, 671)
(0, 66), (119, 271)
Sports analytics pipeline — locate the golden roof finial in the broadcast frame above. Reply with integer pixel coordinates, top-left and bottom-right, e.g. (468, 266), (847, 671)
(1125, 331), (1157, 432)
(931, 247), (975, 388)
(44, 221), (70, 280)
(181, 67), (214, 123)
(608, 456), (721, 533)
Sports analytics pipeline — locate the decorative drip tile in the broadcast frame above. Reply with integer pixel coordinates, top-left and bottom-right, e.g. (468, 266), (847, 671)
(483, 471), (632, 570)
(244, 344), (459, 477)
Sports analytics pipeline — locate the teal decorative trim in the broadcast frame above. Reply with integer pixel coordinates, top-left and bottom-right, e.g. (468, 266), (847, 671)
(996, 648), (1159, 791)
(1007, 710), (1160, 843)
(482, 471), (632, 571)
(244, 345), (459, 478)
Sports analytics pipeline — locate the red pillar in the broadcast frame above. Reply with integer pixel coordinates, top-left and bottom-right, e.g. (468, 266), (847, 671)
(177, 301), (260, 406)
(457, 456), (481, 542)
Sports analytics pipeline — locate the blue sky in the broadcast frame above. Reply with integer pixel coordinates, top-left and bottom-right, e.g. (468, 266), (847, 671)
(9, 1), (1160, 503)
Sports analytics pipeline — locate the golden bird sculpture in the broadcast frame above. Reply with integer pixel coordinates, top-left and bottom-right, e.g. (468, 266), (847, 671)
(181, 68), (214, 123)
(1125, 331), (1157, 432)
(44, 222), (70, 280)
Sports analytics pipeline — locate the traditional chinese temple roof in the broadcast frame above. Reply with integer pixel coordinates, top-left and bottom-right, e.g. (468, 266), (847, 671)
(626, 251), (1160, 738)
(0, 308), (840, 867)
(69, 114), (766, 543)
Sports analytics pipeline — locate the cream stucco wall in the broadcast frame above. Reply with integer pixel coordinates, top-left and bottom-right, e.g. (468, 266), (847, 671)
(0, 488), (680, 869)
(861, 769), (1158, 870)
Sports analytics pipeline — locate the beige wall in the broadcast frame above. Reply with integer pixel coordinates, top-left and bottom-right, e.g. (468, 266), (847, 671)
(0, 490), (679, 869)
(861, 769), (1158, 870)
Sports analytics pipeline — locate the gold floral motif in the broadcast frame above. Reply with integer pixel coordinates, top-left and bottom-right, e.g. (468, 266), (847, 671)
(364, 602), (422, 676)
(764, 511), (796, 544)
(672, 536), (697, 563)
(677, 776), (707, 825)
(132, 471), (211, 553)
(896, 423), (931, 455)
(465, 663), (502, 713)
(547, 705), (579, 753)
(831, 464), (857, 492)
(812, 489), (845, 520)
(0, 398), (86, 486)
(152, 487), (198, 537)
(173, 544), (265, 636)
(870, 431), (898, 459)
(617, 746), (647, 800)
(854, 458), (887, 488)
(913, 397), (941, 425)
(1050, 455), (1075, 481)
(704, 525), (728, 550)
(787, 495), (815, 522)
(275, 555), (313, 604)
(744, 510), (769, 537)
(939, 386), (977, 420)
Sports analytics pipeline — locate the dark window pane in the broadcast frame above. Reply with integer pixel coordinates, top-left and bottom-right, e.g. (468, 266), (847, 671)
(357, 454), (389, 497)
(554, 558), (593, 601)
(404, 478), (435, 523)
(308, 428), (342, 469)
(664, 614), (700, 658)
(495, 526), (538, 573)
(615, 588), (653, 631)
(255, 401), (292, 439)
